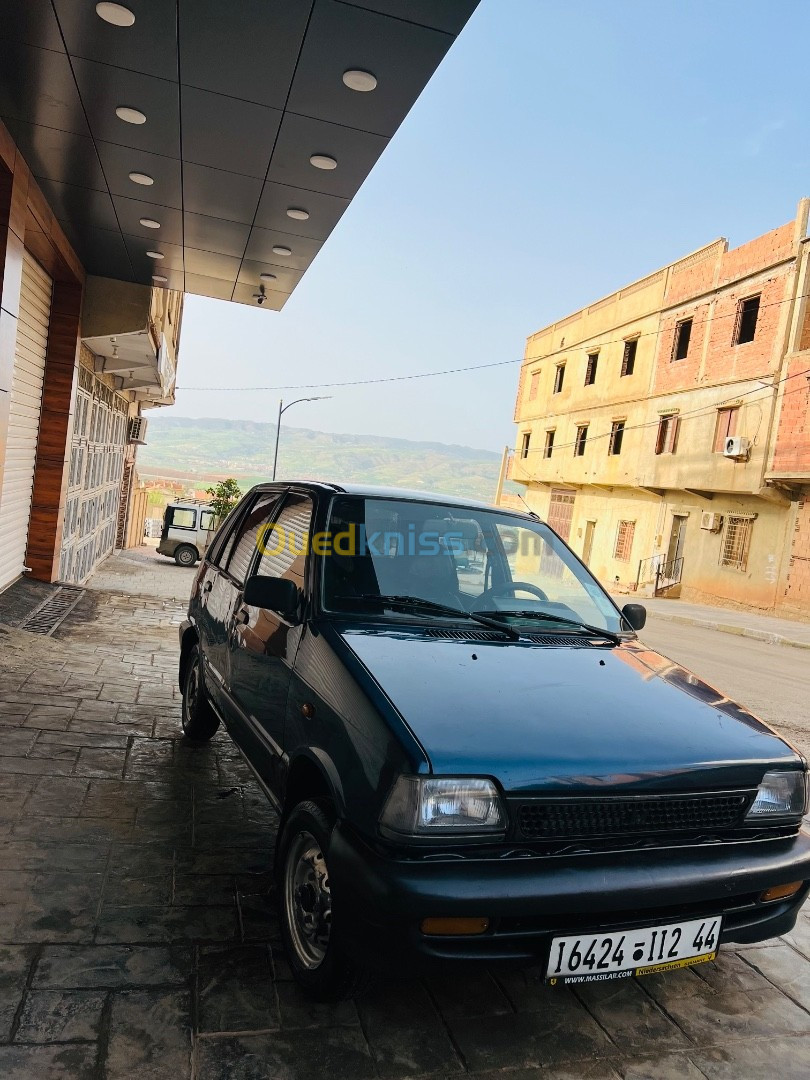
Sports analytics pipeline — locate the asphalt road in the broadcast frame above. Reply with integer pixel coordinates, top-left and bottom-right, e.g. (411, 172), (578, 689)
(640, 615), (810, 758)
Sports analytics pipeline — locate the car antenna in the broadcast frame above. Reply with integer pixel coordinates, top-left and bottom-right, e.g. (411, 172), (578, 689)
(516, 492), (542, 521)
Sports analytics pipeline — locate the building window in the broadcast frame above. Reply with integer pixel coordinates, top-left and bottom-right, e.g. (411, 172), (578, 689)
(621, 339), (637, 376)
(734, 295), (760, 344)
(713, 407), (739, 452)
(672, 318), (693, 361)
(553, 364), (565, 394)
(608, 420), (625, 456)
(544, 430), (555, 458)
(521, 432), (531, 459)
(584, 353), (598, 385)
(528, 370), (541, 401)
(655, 414), (680, 455)
(614, 520), (635, 562)
(574, 425), (588, 456)
(720, 516), (753, 572)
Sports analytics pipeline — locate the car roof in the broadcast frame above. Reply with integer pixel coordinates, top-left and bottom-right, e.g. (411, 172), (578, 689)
(248, 480), (536, 519)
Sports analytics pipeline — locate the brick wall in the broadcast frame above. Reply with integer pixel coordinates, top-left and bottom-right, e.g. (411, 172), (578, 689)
(653, 302), (710, 394)
(772, 353), (810, 474)
(781, 497), (810, 610)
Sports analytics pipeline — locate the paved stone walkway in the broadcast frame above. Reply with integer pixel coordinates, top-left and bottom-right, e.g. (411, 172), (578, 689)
(1, 548), (810, 1078)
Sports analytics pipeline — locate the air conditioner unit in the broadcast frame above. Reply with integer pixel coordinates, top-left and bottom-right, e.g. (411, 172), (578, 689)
(700, 512), (723, 532)
(723, 435), (750, 460)
(128, 416), (148, 445)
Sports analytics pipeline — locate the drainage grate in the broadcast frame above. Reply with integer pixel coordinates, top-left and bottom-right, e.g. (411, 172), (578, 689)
(20, 585), (85, 635)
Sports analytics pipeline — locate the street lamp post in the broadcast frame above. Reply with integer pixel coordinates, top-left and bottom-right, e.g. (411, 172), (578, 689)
(272, 396), (331, 480)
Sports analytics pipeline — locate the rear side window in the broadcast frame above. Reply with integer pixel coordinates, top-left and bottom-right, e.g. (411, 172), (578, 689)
(200, 510), (216, 531)
(256, 494), (314, 587)
(168, 507), (196, 529)
(220, 493), (281, 584)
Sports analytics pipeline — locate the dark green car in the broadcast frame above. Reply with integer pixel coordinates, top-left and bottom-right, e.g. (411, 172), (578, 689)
(179, 482), (810, 999)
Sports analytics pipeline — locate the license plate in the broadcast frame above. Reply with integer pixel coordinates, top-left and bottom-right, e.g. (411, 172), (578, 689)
(545, 916), (721, 985)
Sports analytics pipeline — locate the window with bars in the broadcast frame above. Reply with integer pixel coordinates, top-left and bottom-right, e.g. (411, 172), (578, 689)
(585, 353), (599, 385)
(734, 295), (760, 345)
(553, 364), (566, 394)
(528, 371), (541, 401)
(672, 318), (692, 361)
(720, 516), (753, 571)
(544, 430), (555, 459)
(655, 414), (680, 455)
(621, 339), (637, 376)
(521, 432), (531, 459)
(713, 407), (739, 452)
(608, 420), (625, 456)
(614, 520), (635, 562)
(574, 425), (588, 456)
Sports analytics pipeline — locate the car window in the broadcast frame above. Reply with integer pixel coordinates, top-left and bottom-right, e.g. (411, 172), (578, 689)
(256, 494), (313, 587)
(168, 507), (196, 529)
(222, 493), (281, 585)
(200, 510), (216, 531)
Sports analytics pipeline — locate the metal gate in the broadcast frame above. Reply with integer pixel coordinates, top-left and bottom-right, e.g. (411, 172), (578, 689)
(0, 252), (52, 591)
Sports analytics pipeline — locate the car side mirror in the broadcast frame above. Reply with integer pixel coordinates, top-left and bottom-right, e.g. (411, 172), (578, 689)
(243, 576), (301, 621)
(621, 603), (647, 631)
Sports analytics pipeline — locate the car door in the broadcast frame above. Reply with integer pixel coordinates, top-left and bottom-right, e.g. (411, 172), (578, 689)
(197, 490), (282, 714)
(228, 491), (314, 791)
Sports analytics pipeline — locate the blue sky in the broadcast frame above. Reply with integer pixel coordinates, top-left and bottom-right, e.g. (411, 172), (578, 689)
(172, 0), (808, 452)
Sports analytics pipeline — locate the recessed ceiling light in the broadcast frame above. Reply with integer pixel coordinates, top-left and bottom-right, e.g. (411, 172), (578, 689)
(343, 69), (377, 92)
(128, 171), (154, 186)
(260, 273), (277, 282)
(271, 246), (292, 256)
(152, 275), (168, 284)
(310, 154), (337, 171)
(96, 2), (135, 27)
(139, 218), (161, 229)
(146, 250), (164, 259)
(116, 106), (146, 125)
(286, 207), (310, 221)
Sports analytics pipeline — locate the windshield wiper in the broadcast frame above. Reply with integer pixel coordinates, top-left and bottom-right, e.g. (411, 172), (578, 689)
(333, 594), (520, 640)
(472, 608), (622, 646)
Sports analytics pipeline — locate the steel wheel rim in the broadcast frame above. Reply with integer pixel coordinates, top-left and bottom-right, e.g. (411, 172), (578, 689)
(284, 829), (332, 969)
(179, 549), (194, 565)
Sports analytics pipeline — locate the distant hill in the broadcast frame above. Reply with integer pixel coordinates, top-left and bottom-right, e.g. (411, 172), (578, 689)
(138, 416), (504, 502)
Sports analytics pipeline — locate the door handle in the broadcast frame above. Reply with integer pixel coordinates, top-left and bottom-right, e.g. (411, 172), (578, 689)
(202, 580), (213, 594)
(234, 607), (249, 625)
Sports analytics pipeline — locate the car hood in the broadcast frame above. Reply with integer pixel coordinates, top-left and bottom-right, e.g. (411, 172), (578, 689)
(333, 627), (801, 793)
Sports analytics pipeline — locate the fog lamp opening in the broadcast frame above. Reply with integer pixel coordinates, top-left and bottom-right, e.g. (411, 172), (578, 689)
(759, 881), (803, 903)
(420, 917), (490, 936)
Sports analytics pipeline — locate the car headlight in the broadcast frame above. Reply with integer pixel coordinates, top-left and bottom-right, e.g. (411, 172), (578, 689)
(380, 777), (507, 838)
(745, 770), (807, 819)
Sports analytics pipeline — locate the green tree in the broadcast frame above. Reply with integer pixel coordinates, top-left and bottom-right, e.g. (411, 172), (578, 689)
(205, 478), (242, 520)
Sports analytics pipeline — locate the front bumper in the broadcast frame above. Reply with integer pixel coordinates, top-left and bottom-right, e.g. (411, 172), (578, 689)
(329, 821), (810, 971)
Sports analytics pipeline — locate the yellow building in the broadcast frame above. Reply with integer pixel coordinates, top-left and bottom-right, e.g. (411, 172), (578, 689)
(505, 200), (810, 612)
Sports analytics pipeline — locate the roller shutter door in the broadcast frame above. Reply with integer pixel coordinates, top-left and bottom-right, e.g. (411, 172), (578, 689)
(0, 252), (52, 591)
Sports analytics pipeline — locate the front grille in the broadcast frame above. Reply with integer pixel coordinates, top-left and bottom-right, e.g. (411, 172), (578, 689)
(515, 791), (756, 840)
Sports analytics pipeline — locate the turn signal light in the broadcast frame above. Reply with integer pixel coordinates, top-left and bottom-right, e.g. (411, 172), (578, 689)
(759, 881), (803, 903)
(420, 917), (490, 936)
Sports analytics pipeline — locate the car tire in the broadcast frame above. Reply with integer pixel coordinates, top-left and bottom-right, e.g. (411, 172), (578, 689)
(175, 544), (198, 567)
(278, 800), (370, 1001)
(181, 644), (220, 743)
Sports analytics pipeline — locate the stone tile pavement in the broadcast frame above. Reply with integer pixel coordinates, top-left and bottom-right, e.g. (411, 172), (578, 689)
(0, 548), (809, 1078)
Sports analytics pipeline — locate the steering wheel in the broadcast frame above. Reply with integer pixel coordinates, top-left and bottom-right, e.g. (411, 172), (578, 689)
(477, 581), (548, 607)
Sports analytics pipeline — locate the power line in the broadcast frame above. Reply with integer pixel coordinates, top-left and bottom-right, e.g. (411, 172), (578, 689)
(177, 286), (807, 392)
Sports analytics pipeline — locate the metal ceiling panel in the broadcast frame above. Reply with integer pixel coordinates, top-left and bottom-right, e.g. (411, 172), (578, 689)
(5, 120), (107, 193)
(266, 113), (388, 198)
(288, 0), (455, 137)
(181, 164), (263, 225)
(0, 0), (479, 308)
(180, 87), (282, 178)
(95, 141), (184, 209)
(254, 181), (349, 239)
(52, 0), (179, 81)
(178, 0), (311, 109)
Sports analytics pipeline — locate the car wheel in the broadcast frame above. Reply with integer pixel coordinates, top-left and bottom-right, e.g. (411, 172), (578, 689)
(278, 800), (370, 1001)
(181, 644), (220, 743)
(175, 544), (198, 567)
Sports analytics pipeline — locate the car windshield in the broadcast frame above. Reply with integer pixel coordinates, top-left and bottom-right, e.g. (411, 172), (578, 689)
(321, 495), (622, 634)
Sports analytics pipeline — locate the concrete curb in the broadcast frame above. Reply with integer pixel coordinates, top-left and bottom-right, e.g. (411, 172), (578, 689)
(643, 609), (810, 651)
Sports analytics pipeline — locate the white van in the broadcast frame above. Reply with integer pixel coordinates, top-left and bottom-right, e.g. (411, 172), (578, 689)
(156, 501), (218, 566)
